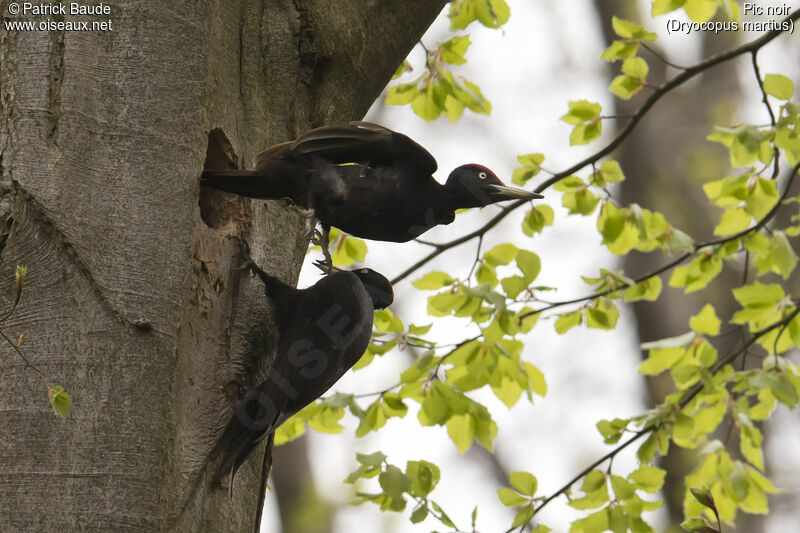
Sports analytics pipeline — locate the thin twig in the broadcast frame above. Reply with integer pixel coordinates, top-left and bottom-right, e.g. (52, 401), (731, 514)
(640, 42), (688, 70)
(750, 51), (777, 127)
(466, 235), (484, 280)
(750, 50), (781, 182)
(0, 328), (49, 383)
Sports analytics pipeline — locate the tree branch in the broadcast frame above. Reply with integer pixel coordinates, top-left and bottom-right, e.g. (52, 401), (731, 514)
(518, 160), (800, 321)
(390, 10), (800, 286)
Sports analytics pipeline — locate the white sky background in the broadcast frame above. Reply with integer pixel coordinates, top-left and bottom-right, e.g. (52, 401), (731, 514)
(262, 2), (800, 532)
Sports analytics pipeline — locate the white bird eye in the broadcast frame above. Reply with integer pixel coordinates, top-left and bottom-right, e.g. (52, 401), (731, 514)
(478, 172), (487, 179)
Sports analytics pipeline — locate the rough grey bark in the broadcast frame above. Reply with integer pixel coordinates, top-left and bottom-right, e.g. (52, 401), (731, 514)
(0, 1), (446, 531)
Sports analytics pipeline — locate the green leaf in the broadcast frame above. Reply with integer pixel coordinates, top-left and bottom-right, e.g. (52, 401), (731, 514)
(476, 263), (499, 287)
(623, 277), (662, 302)
(492, 374), (523, 408)
(752, 231), (798, 279)
(709, 126), (771, 167)
(555, 310), (582, 334)
(680, 516), (717, 532)
(601, 40), (639, 62)
(562, 101), (603, 146)
(638, 347), (685, 375)
(586, 298), (619, 330)
(690, 304), (721, 335)
(446, 413), (476, 452)
(413, 271), (456, 290)
(523, 362), (547, 397)
(593, 160), (626, 186)
(410, 504), (428, 523)
(485, 243), (519, 265)
(562, 188), (600, 216)
(569, 470), (610, 510)
(411, 89), (441, 121)
(684, 0), (719, 22)
(406, 460), (440, 497)
(48, 385), (71, 420)
(611, 16), (657, 40)
(652, 0), (686, 16)
(15, 265), (26, 299)
(629, 466), (666, 493)
(408, 323), (432, 336)
(443, 93), (466, 122)
(274, 412), (307, 445)
(512, 504), (535, 528)
(439, 35), (471, 65)
(740, 418), (765, 471)
(569, 508), (609, 532)
(554, 176), (587, 192)
(731, 282), (785, 324)
(510, 471), (538, 496)
(608, 505), (629, 533)
(390, 60), (411, 80)
(609, 57), (649, 99)
(498, 487), (530, 507)
(475, 0), (511, 28)
(516, 249), (541, 283)
(561, 100), (602, 124)
(669, 253), (723, 293)
(356, 451), (387, 467)
(747, 177), (779, 220)
(379, 465), (410, 511)
(596, 417), (628, 444)
(570, 121), (603, 145)
(513, 153), (545, 185)
(522, 205), (555, 236)
(733, 282), (786, 307)
(763, 73), (794, 100)
(713, 207), (750, 236)
(611, 17), (658, 41)
(500, 276), (527, 299)
(386, 80), (420, 105)
(597, 202), (640, 255)
(330, 234), (368, 266)
(306, 401), (346, 434)
(690, 486), (717, 512)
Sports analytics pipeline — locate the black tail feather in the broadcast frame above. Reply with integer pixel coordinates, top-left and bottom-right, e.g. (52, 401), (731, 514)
(200, 169), (301, 202)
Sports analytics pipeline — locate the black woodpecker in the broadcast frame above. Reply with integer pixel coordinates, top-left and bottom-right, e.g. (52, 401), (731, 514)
(201, 122), (543, 265)
(212, 261), (393, 486)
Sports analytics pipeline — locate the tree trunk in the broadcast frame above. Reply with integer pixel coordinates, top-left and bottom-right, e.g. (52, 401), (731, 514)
(0, 1), (445, 531)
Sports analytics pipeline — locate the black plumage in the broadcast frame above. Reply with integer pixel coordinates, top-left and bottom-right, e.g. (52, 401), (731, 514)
(212, 262), (393, 486)
(201, 122), (543, 260)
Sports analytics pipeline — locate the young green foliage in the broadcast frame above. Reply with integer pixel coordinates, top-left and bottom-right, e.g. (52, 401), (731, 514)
(601, 17), (657, 62)
(561, 100), (603, 145)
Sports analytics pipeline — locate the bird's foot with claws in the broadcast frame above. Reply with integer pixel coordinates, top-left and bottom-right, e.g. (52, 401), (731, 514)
(318, 227), (334, 270)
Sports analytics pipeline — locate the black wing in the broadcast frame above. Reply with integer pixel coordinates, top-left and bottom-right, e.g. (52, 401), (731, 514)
(289, 121), (438, 176)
